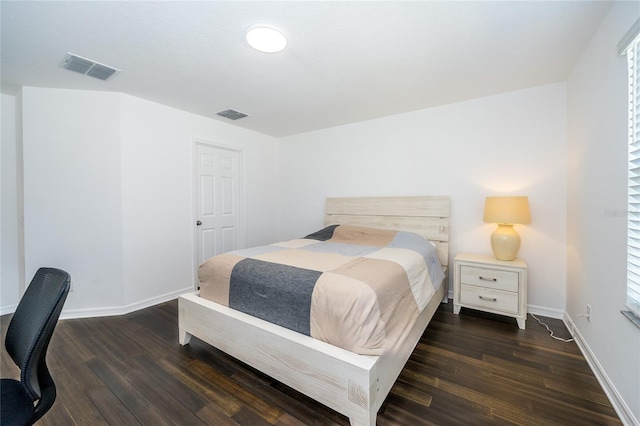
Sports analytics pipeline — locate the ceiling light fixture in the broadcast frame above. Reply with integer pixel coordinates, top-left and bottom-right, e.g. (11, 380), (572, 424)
(246, 27), (287, 53)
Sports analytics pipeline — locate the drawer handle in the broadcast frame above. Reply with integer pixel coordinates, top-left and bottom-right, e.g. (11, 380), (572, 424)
(479, 276), (497, 282)
(479, 295), (498, 302)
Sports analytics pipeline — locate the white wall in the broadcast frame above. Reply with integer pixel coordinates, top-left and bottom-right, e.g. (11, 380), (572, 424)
(1, 93), (20, 313)
(22, 88), (125, 312)
(18, 87), (280, 316)
(567, 2), (640, 423)
(279, 83), (568, 315)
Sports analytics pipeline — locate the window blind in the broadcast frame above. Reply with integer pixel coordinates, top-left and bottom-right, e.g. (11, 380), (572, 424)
(626, 28), (640, 321)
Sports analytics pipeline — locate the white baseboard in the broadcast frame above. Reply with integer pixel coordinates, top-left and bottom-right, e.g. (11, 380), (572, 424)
(563, 314), (638, 426)
(0, 303), (18, 316)
(527, 303), (564, 319)
(59, 286), (194, 320)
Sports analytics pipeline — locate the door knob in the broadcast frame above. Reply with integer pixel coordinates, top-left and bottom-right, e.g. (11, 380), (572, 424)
(196, 220), (202, 226)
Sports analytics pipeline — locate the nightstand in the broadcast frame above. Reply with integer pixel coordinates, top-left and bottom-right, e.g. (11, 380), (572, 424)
(453, 253), (527, 329)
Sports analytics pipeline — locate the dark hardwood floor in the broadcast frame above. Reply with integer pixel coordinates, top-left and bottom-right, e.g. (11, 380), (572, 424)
(1, 300), (621, 425)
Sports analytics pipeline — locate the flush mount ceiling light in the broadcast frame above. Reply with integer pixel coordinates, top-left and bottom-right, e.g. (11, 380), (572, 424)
(246, 27), (287, 53)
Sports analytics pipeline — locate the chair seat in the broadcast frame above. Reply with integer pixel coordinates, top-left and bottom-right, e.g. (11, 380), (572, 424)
(1, 379), (35, 426)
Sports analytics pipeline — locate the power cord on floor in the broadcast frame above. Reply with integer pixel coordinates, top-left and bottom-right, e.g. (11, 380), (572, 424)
(530, 313), (574, 343)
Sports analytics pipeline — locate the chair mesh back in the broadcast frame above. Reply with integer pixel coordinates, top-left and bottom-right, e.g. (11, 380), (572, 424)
(5, 268), (70, 400)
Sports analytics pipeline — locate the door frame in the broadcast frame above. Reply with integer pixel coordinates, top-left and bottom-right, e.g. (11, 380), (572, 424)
(192, 138), (247, 288)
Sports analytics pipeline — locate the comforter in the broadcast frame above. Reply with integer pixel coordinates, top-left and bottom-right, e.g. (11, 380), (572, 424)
(199, 225), (445, 355)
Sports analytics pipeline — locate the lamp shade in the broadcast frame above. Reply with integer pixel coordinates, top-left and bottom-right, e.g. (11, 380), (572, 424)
(483, 196), (531, 225)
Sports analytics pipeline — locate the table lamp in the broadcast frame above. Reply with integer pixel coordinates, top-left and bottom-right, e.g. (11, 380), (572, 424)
(483, 196), (531, 261)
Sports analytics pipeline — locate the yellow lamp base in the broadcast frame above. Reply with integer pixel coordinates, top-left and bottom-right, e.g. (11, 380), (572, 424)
(490, 224), (521, 261)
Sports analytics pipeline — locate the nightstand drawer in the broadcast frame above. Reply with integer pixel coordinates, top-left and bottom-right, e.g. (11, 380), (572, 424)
(460, 265), (519, 292)
(460, 284), (519, 314)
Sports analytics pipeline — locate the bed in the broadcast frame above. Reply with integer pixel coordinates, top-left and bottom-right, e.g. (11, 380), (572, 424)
(178, 196), (450, 425)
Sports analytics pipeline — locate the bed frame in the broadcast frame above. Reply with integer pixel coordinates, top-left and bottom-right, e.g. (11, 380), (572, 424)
(178, 196), (450, 425)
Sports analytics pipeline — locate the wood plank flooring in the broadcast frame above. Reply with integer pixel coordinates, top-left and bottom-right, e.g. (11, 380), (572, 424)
(1, 300), (621, 425)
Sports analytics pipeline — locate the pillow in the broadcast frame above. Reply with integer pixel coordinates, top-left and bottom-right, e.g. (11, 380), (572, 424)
(303, 225), (340, 241)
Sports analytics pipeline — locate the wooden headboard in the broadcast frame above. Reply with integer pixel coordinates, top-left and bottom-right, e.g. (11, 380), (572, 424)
(324, 196), (450, 267)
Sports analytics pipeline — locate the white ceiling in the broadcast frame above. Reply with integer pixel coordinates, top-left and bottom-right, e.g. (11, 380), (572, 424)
(1, 1), (612, 137)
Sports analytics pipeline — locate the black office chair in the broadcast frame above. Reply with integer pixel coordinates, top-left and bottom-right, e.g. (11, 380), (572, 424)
(1, 268), (70, 426)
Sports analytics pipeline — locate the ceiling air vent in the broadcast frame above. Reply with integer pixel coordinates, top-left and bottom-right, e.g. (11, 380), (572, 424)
(62, 53), (120, 81)
(217, 109), (248, 120)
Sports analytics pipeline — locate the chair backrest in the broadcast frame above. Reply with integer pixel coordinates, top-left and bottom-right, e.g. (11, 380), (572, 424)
(5, 268), (70, 406)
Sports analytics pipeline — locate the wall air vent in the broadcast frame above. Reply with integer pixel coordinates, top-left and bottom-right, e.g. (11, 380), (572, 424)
(216, 109), (249, 120)
(62, 53), (120, 81)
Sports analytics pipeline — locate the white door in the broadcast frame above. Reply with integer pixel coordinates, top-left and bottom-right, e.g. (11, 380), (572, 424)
(195, 143), (243, 270)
